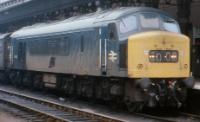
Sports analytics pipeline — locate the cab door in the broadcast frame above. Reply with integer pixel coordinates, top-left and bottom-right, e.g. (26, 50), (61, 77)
(99, 24), (119, 76)
(16, 41), (26, 69)
(99, 26), (108, 75)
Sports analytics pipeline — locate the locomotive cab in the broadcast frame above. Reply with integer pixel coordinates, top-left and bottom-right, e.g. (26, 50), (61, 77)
(124, 12), (191, 79)
(113, 12), (193, 108)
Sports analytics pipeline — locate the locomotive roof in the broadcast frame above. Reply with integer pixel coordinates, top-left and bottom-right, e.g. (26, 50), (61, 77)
(0, 33), (10, 40)
(11, 7), (172, 39)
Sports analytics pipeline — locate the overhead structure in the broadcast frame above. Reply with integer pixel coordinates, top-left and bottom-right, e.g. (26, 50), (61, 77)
(177, 0), (192, 36)
(0, 0), (92, 32)
(0, 0), (195, 36)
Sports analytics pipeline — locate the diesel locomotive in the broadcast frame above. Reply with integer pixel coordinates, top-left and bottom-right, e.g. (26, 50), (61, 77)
(0, 7), (194, 112)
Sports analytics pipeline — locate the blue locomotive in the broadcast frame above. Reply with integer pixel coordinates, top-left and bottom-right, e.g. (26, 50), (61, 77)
(0, 7), (194, 112)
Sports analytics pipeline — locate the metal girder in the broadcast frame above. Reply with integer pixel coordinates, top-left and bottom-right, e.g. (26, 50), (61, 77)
(177, 0), (192, 35)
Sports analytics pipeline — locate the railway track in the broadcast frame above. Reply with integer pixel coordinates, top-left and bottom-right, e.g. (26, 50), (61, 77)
(0, 87), (182, 122)
(0, 102), (44, 122)
(0, 88), (124, 122)
(135, 113), (177, 122)
(180, 112), (200, 120)
(0, 85), (200, 122)
(135, 112), (200, 122)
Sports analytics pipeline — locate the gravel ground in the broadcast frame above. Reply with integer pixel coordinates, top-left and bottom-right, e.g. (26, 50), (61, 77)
(0, 109), (25, 122)
(0, 84), (161, 122)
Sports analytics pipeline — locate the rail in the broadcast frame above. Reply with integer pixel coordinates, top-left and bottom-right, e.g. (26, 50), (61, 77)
(0, 88), (124, 122)
(0, 86), (200, 122)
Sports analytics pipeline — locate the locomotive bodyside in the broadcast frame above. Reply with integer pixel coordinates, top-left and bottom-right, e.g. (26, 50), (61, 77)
(12, 29), (102, 76)
(0, 34), (6, 70)
(0, 33), (11, 70)
(3, 7), (193, 111)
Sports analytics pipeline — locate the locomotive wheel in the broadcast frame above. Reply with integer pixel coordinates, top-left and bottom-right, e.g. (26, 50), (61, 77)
(14, 71), (23, 87)
(33, 75), (44, 89)
(0, 72), (6, 83)
(109, 97), (124, 110)
(175, 84), (187, 107)
(126, 102), (144, 112)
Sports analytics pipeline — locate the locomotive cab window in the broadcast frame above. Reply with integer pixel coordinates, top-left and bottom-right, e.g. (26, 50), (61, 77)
(119, 15), (137, 34)
(140, 13), (160, 29)
(162, 17), (180, 33)
(108, 23), (118, 41)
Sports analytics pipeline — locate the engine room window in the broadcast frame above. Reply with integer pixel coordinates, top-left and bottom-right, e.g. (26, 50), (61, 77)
(29, 37), (70, 56)
(119, 15), (137, 34)
(81, 35), (84, 52)
(163, 18), (180, 33)
(140, 13), (160, 29)
(59, 38), (70, 55)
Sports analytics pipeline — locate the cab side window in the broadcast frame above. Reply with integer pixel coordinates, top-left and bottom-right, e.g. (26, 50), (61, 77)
(108, 23), (118, 41)
(119, 15), (137, 34)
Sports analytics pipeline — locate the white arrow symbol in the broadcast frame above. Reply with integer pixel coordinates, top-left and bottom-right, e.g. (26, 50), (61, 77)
(108, 50), (117, 63)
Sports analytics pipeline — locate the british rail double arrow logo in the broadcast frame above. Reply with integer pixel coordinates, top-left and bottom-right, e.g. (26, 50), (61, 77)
(108, 50), (117, 63)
